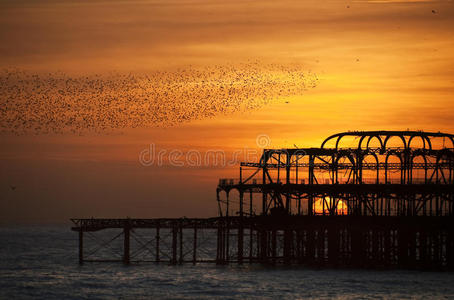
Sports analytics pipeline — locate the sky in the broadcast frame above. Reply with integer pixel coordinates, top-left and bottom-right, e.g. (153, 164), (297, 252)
(1, 0), (454, 223)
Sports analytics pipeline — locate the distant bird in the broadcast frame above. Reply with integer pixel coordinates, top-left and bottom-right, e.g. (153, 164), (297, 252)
(285, 101), (290, 104)
(346, 5), (350, 8)
(10, 185), (16, 191)
(432, 9), (437, 14)
(356, 58), (360, 62)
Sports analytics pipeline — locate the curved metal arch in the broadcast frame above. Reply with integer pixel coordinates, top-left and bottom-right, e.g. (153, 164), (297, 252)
(360, 152), (380, 183)
(320, 132), (345, 149)
(408, 134), (432, 150)
(361, 152), (380, 164)
(366, 135), (384, 150)
(385, 151), (404, 164)
(320, 130), (454, 150)
(411, 153), (428, 164)
(335, 136), (344, 150)
(358, 135), (368, 149)
(384, 151), (404, 183)
(383, 134), (407, 149)
(410, 152), (428, 180)
(335, 152), (356, 165)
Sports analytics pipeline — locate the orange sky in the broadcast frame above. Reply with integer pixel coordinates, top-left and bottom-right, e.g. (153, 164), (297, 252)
(1, 0), (454, 223)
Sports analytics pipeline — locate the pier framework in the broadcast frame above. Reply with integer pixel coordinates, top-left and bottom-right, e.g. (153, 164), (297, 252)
(72, 131), (454, 269)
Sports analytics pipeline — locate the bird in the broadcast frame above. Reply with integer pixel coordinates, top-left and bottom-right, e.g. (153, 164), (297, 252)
(10, 185), (16, 191)
(0, 63), (319, 135)
(432, 9), (437, 14)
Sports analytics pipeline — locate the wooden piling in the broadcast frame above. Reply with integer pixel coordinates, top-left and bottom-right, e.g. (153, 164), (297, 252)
(193, 226), (197, 265)
(123, 225), (130, 265)
(78, 230), (83, 265)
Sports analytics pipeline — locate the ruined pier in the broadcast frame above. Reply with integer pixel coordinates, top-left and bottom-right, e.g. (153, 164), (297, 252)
(72, 131), (454, 269)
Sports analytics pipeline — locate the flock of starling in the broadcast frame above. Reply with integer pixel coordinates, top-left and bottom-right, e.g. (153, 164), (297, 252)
(0, 62), (318, 135)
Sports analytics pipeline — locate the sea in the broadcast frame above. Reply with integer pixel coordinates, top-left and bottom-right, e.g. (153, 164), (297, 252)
(1, 225), (454, 299)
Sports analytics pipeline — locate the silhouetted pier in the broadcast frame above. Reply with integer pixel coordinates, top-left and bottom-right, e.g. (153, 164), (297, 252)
(72, 131), (454, 269)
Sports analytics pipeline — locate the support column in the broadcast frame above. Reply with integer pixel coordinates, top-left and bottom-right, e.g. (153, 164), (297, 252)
(79, 230), (83, 265)
(238, 191), (244, 264)
(226, 193), (230, 263)
(172, 225), (177, 265)
(351, 225), (365, 267)
(216, 221), (225, 264)
(447, 227), (454, 269)
(193, 226), (197, 265)
(249, 190), (253, 262)
(283, 229), (293, 265)
(260, 229), (268, 262)
(179, 222), (183, 264)
(308, 155), (314, 216)
(328, 225), (339, 267)
(123, 223), (130, 265)
(262, 159), (267, 215)
(398, 226), (409, 268)
(156, 224), (160, 262)
(271, 229), (277, 264)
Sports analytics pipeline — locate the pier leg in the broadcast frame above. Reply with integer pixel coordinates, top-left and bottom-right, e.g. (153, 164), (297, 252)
(271, 229), (277, 264)
(283, 229), (293, 265)
(216, 224), (221, 263)
(384, 227), (391, 267)
(249, 227), (253, 263)
(179, 223), (183, 264)
(193, 226), (197, 265)
(260, 229), (268, 263)
(249, 190), (253, 263)
(79, 230), (83, 265)
(419, 229), (427, 268)
(216, 222), (225, 264)
(448, 228), (454, 269)
(172, 225), (177, 265)
(328, 225), (339, 267)
(226, 221), (230, 263)
(351, 225), (365, 267)
(398, 227), (409, 268)
(123, 226), (130, 265)
(238, 227), (243, 264)
(156, 225), (160, 262)
(307, 228), (315, 266)
(238, 191), (244, 264)
(296, 229), (303, 263)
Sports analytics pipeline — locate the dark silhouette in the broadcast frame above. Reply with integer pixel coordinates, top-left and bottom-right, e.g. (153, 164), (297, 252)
(72, 131), (454, 270)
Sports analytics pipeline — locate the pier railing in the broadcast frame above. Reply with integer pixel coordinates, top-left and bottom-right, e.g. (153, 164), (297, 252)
(219, 178), (439, 186)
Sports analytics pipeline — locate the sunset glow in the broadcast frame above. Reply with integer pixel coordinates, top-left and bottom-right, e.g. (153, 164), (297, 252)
(1, 0), (454, 223)
(313, 198), (348, 215)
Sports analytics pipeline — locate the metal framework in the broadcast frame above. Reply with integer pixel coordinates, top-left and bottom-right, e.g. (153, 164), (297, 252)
(71, 218), (220, 264)
(71, 131), (454, 269)
(215, 131), (454, 268)
(217, 131), (454, 217)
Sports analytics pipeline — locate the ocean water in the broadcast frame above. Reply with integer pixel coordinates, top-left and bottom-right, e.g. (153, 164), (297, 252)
(1, 226), (454, 299)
